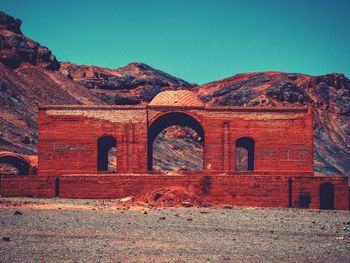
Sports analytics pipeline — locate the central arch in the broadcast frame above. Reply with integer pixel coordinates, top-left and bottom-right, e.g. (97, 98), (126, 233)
(148, 112), (204, 171)
(0, 155), (30, 175)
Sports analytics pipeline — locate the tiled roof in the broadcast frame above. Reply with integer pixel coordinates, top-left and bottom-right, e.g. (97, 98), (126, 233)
(149, 90), (204, 107)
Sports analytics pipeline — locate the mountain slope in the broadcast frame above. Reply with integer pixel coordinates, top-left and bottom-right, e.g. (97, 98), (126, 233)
(198, 72), (350, 175)
(0, 11), (195, 156)
(59, 62), (195, 105)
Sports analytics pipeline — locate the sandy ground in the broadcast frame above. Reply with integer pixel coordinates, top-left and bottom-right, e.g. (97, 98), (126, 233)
(0, 198), (350, 263)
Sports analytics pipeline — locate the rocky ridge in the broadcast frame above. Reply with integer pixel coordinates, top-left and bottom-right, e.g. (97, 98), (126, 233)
(198, 72), (350, 175)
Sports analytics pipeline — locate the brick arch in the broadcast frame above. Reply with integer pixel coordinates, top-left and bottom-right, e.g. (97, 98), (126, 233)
(148, 111), (205, 171)
(235, 137), (255, 171)
(97, 133), (117, 142)
(148, 110), (204, 129)
(0, 151), (32, 175)
(97, 135), (117, 172)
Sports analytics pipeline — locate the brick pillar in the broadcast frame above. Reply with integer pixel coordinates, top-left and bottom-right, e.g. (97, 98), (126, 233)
(127, 123), (135, 172)
(119, 124), (128, 172)
(223, 121), (230, 173)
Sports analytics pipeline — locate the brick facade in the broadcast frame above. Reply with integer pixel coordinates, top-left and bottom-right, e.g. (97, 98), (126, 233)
(37, 105), (313, 176)
(0, 91), (348, 210)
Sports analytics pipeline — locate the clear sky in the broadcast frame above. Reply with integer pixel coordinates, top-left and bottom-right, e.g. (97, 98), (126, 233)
(2, 0), (350, 84)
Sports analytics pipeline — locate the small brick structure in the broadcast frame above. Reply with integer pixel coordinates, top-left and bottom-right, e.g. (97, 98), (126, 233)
(0, 90), (348, 210)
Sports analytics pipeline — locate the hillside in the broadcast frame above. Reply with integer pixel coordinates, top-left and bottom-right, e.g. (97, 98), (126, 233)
(198, 72), (350, 175)
(0, 11), (195, 156)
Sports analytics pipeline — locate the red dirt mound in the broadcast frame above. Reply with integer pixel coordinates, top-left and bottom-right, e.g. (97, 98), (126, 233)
(134, 187), (204, 207)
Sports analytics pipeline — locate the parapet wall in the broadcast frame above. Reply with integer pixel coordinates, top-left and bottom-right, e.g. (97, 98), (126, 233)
(1, 174), (348, 210)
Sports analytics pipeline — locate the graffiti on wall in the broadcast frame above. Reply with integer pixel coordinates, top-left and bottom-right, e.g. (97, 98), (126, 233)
(257, 145), (310, 168)
(42, 144), (85, 160)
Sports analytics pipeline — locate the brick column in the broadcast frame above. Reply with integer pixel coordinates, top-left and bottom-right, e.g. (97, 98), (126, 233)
(223, 121), (230, 173)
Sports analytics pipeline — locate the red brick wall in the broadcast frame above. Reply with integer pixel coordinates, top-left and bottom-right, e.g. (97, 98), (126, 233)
(58, 175), (290, 208)
(291, 176), (348, 210)
(1, 174), (348, 210)
(203, 107), (313, 173)
(0, 175), (56, 197)
(38, 106), (148, 176)
(38, 106), (312, 175)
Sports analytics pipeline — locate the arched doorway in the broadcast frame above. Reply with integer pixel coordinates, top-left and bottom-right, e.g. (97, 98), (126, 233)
(0, 155), (30, 175)
(148, 112), (204, 171)
(320, 183), (335, 210)
(97, 136), (117, 172)
(236, 137), (255, 171)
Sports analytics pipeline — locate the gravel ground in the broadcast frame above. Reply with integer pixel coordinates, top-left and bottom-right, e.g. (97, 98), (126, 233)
(0, 198), (350, 263)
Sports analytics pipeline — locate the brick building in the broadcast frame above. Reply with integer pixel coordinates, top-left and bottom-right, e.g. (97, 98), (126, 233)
(0, 90), (348, 210)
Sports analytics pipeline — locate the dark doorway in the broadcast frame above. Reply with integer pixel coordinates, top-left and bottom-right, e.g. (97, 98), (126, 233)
(320, 183), (335, 210)
(236, 137), (255, 171)
(97, 136), (117, 172)
(0, 156), (30, 175)
(148, 112), (204, 171)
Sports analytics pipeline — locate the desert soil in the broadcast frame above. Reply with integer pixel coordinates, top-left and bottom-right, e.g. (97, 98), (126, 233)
(0, 198), (349, 263)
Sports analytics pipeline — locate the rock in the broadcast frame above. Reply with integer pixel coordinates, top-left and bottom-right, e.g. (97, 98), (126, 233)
(159, 216), (166, 220)
(14, 210), (22, 215)
(181, 201), (193, 207)
(120, 196), (133, 202)
(114, 93), (140, 105)
(335, 236), (345, 240)
(266, 82), (311, 104)
(2, 237), (10, 242)
(21, 136), (31, 144)
(223, 205), (233, 209)
(36, 46), (60, 70)
(0, 12), (59, 70)
(153, 193), (162, 201)
(0, 51), (21, 68)
(0, 11), (22, 34)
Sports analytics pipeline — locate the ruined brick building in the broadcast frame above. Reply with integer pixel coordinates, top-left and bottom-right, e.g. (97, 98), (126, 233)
(0, 90), (348, 209)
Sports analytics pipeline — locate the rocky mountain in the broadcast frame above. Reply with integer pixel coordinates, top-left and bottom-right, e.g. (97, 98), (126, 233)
(59, 62), (195, 105)
(0, 11), (195, 156)
(198, 72), (350, 176)
(0, 11), (349, 176)
(0, 11), (59, 70)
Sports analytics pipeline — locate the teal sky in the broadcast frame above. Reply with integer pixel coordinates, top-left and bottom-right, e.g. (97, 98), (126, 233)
(2, 0), (350, 84)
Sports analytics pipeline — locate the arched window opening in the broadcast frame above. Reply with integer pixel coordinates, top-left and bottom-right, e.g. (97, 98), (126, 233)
(97, 136), (116, 172)
(0, 156), (30, 175)
(236, 137), (255, 171)
(320, 183), (335, 210)
(148, 112), (204, 172)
